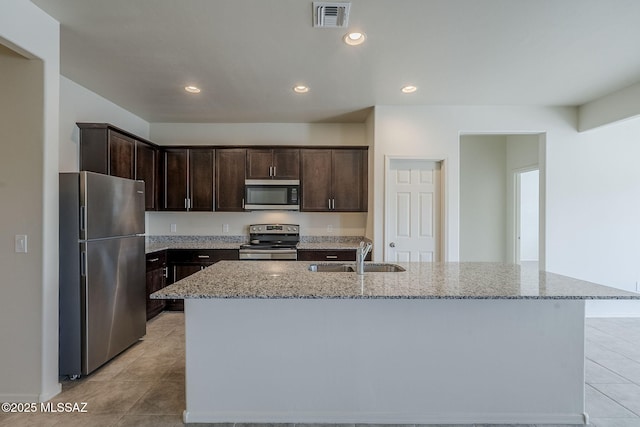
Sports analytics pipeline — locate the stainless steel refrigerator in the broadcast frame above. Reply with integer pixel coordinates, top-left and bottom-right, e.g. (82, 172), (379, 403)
(59, 171), (146, 378)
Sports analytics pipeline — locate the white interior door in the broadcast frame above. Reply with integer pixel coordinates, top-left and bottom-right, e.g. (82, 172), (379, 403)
(385, 159), (442, 262)
(515, 169), (539, 264)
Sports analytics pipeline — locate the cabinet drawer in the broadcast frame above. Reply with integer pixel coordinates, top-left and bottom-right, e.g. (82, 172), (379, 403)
(169, 249), (218, 264)
(297, 249), (357, 261)
(168, 249), (240, 264)
(146, 250), (167, 269)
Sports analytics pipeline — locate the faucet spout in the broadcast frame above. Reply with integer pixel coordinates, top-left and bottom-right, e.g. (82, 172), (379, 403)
(356, 241), (372, 275)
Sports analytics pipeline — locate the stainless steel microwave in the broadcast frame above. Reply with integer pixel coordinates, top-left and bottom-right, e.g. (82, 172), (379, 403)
(244, 180), (300, 211)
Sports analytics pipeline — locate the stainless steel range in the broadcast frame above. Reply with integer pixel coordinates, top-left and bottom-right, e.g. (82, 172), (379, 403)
(239, 224), (299, 260)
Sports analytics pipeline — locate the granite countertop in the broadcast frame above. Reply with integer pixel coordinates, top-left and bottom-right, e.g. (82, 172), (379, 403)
(151, 261), (640, 300)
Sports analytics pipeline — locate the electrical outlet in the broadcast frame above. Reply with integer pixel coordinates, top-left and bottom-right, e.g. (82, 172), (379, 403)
(170, 224), (177, 233)
(222, 224), (229, 233)
(327, 224), (333, 233)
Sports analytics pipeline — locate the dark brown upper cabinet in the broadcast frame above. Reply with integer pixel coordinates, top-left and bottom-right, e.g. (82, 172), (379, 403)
(162, 148), (214, 211)
(77, 123), (159, 210)
(135, 141), (158, 210)
(301, 148), (368, 212)
(216, 148), (246, 211)
(246, 148), (299, 180)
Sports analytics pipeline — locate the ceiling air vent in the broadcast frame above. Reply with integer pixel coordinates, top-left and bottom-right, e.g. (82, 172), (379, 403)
(313, 2), (351, 28)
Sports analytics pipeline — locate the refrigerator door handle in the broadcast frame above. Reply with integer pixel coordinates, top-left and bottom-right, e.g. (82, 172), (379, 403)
(80, 206), (86, 231)
(80, 251), (87, 277)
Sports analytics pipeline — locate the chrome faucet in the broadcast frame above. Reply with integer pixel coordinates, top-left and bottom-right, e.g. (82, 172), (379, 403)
(356, 241), (373, 275)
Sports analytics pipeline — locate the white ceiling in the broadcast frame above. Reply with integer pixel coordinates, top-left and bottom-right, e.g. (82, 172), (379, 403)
(31, 0), (640, 123)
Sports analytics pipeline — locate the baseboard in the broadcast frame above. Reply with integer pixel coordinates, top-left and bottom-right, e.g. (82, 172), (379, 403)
(183, 410), (586, 425)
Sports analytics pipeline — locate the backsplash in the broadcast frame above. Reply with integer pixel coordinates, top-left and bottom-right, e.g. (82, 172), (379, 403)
(146, 235), (369, 244)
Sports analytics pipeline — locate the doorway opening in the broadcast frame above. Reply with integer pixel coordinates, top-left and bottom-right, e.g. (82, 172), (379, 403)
(459, 133), (545, 268)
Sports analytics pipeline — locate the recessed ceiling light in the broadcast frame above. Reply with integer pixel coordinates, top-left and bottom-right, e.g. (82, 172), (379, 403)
(343, 32), (366, 46)
(293, 85), (309, 94)
(184, 85), (201, 94)
(401, 85), (417, 94)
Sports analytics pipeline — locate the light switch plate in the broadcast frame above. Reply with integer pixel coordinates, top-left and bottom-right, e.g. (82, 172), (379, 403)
(15, 234), (27, 253)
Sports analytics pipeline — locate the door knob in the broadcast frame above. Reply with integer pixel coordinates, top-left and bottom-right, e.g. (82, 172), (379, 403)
(389, 242), (395, 248)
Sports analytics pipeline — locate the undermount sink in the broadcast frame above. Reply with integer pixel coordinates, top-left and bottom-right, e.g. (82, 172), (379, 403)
(360, 263), (406, 272)
(308, 264), (354, 272)
(308, 263), (406, 273)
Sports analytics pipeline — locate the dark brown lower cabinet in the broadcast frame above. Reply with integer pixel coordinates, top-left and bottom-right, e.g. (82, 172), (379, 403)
(165, 249), (240, 311)
(146, 251), (167, 320)
(297, 249), (371, 262)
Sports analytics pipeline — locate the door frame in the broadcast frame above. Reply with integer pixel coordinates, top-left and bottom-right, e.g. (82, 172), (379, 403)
(384, 156), (447, 262)
(513, 166), (539, 264)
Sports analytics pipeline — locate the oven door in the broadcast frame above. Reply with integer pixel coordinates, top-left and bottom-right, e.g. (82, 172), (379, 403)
(239, 248), (297, 260)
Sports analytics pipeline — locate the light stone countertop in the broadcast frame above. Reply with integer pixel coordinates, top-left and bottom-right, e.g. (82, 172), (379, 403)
(145, 236), (369, 253)
(151, 261), (640, 300)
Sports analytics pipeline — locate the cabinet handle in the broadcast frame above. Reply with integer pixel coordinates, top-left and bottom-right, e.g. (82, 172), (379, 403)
(185, 198), (188, 209)
(326, 255), (338, 259)
(198, 255), (210, 259)
(328, 199), (331, 210)
(273, 166), (276, 176)
(163, 267), (169, 278)
(269, 166), (273, 177)
(148, 257), (159, 262)
(242, 198), (245, 209)
(200, 265), (205, 270)
(332, 199), (335, 210)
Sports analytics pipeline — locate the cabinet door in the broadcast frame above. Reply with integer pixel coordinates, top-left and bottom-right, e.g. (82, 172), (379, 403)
(108, 130), (135, 179)
(301, 149), (333, 211)
(216, 148), (246, 211)
(135, 142), (158, 211)
(273, 148), (299, 179)
(163, 149), (188, 211)
(246, 149), (273, 179)
(332, 149), (367, 212)
(189, 149), (215, 211)
(146, 267), (166, 320)
(79, 127), (109, 174)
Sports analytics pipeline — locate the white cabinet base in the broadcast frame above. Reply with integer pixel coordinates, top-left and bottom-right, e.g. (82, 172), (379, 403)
(184, 298), (587, 424)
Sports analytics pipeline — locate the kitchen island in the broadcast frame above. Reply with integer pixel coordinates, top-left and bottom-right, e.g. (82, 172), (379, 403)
(152, 261), (640, 425)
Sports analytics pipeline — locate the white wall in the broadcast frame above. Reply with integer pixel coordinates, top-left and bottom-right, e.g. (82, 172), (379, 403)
(371, 105), (559, 263)
(59, 75), (150, 172)
(0, 0), (60, 402)
(460, 135), (507, 261)
(147, 122), (369, 237)
(373, 105), (639, 316)
(551, 117), (640, 316)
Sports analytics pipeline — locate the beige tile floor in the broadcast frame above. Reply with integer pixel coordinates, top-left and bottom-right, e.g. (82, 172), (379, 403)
(1, 313), (639, 427)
